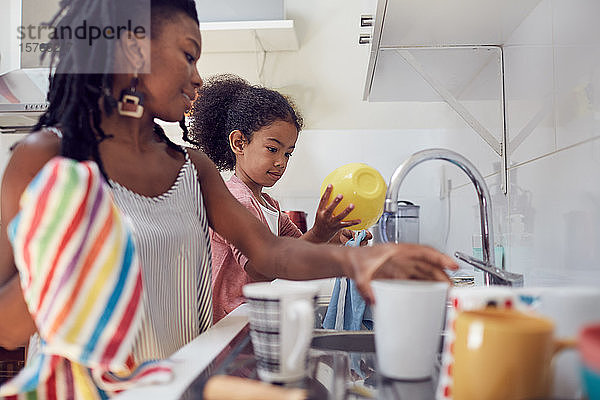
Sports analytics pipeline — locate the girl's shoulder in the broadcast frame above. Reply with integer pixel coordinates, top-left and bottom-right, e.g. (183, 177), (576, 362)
(260, 192), (281, 211)
(224, 178), (260, 210)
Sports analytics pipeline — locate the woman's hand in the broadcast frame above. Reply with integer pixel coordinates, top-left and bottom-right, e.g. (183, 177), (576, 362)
(304, 184), (361, 243)
(344, 243), (459, 304)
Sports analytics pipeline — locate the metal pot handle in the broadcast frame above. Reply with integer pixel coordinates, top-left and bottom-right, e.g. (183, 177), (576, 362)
(379, 212), (394, 243)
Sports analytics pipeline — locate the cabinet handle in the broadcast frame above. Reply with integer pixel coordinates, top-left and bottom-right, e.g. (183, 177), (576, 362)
(359, 33), (371, 45)
(360, 14), (374, 27)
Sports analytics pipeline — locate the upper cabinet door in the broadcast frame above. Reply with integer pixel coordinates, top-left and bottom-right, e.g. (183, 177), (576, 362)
(379, 0), (542, 47)
(364, 0), (542, 102)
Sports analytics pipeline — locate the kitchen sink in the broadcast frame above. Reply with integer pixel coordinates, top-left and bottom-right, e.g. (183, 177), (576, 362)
(309, 329), (439, 399)
(182, 324), (439, 400)
(312, 330), (375, 353)
(314, 301), (329, 328)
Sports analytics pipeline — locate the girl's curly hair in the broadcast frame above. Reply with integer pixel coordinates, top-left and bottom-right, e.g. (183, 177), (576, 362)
(188, 74), (303, 171)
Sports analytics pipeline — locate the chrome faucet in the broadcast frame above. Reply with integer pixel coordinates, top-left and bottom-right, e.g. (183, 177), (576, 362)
(379, 148), (523, 287)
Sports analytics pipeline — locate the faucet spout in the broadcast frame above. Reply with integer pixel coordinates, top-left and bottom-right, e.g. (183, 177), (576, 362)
(382, 148), (523, 287)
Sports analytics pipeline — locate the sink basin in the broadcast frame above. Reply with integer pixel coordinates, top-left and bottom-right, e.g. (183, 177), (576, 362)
(314, 303), (329, 329)
(310, 330), (438, 400)
(312, 330), (375, 353)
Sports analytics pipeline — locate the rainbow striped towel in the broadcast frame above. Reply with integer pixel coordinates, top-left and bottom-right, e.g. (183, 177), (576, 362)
(1, 157), (172, 399)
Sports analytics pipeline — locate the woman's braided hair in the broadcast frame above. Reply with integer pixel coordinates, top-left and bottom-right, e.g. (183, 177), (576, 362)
(188, 74), (303, 171)
(33, 0), (198, 180)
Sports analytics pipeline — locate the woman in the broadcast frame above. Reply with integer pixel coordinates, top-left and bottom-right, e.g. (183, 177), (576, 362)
(0, 0), (457, 365)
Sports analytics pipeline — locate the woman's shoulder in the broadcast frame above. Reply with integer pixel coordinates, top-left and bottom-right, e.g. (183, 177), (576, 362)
(5, 129), (62, 178)
(2, 129), (62, 229)
(11, 128), (61, 155)
(184, 146), (212, 172)
(184, 147), (249, 196)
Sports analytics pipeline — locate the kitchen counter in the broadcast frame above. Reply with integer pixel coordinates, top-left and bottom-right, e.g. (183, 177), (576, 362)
(179, 326), (437, 400)
(116, 301), (442, 400)
(115, 305), (250, 400)
(116, 302), (439, 400)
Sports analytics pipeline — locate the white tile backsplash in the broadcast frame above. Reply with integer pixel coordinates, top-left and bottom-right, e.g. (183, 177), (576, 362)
(507, 138), (600, 285)
(554, 45), (600, 148)
(264, 129), (452, 230)
(263, 128), (502, 236)
(552, 0), (600, 47)
(504, 45), (555, 165)
(499, 0), (600, 286)
(552, 0), (600, 149)
(504, 0), (552, 47)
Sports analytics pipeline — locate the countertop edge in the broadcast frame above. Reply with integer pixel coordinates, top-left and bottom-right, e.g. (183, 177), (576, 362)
(114, 304), (250, 400)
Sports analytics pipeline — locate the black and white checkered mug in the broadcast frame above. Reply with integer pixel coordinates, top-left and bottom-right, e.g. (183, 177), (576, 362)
(243, 282), (318, 382)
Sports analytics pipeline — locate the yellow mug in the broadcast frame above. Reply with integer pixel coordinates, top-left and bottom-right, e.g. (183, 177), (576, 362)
(452, 308), (575, 400)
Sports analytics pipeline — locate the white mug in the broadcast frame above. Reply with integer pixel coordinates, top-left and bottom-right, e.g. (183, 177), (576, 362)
(372, 280), (449, 380)
(515, 286), (600, 399)
(242, 281), (317, 383)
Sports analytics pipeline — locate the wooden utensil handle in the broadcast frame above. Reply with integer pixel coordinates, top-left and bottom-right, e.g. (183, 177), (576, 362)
(203, 375), (307, 400)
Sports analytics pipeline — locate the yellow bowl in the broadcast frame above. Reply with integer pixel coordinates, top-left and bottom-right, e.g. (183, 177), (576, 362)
(320, 163), (387, 231)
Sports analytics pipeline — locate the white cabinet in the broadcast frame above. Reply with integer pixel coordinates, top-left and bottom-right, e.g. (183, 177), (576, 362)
(196, 0), (298, 53)
(377, 0), (542, 48)
(363, 0), (542, 102)
(196, 0), (285, 22)
(200, 20), (298, 53)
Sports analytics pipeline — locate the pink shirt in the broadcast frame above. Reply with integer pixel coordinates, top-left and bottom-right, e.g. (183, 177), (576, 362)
(210, 174), (302, 322)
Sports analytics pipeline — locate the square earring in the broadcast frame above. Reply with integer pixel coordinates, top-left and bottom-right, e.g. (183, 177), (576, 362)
(118, 76), (144, 118)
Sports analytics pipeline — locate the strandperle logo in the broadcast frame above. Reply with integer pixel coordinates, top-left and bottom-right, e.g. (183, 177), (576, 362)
(17, 19), (147, 47)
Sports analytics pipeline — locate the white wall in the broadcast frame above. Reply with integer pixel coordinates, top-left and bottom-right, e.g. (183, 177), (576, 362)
(502, 0), (600, 285)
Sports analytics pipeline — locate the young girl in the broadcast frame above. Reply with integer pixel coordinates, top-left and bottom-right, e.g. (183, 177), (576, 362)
(0, 0), (456, 376)
(188, 75), (372, 322)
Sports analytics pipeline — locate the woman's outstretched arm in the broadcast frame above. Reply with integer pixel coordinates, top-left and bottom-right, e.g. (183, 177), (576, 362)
(189, 149), (458, 304)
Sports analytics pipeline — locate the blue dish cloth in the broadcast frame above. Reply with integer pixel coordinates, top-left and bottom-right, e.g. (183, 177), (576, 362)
(322, 230), (373, 331)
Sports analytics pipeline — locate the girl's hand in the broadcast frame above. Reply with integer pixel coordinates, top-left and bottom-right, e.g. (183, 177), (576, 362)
(308, 184), (361, 243)
(337, 229), (372, 246)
